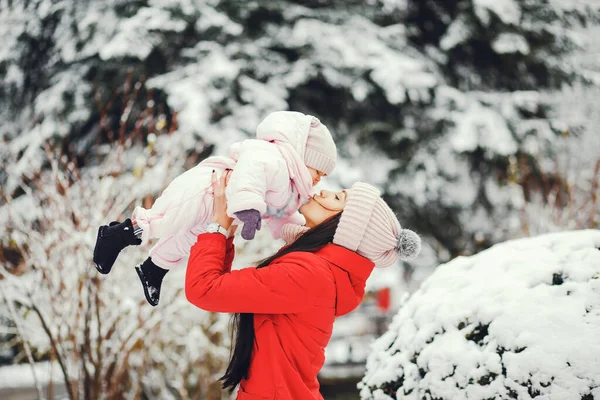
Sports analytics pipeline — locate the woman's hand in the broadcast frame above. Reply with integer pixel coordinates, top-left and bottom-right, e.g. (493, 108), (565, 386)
(211, 169), (235, 231)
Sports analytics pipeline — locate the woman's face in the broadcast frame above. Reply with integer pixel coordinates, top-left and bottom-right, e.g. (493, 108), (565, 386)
(299, 189), (349, 227)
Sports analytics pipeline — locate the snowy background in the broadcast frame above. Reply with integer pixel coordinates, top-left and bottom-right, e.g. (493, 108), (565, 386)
(1, 0), (600, 399)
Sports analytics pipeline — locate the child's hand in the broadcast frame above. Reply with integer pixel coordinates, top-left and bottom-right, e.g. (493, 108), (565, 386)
(234, 209), (262, 240)
(211, 169), (235, 230)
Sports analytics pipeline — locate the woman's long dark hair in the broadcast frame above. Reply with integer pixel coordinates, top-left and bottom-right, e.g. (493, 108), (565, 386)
(220, 212), (343, 392)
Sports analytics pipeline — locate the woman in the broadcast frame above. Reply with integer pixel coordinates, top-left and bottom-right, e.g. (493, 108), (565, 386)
(185, 171), (421, 399)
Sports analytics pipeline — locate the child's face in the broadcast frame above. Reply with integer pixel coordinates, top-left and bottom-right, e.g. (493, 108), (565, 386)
(307, 167), (326, 186)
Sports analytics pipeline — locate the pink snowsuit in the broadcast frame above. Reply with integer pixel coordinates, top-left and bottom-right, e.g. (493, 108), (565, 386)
(132, 112), (318, 269)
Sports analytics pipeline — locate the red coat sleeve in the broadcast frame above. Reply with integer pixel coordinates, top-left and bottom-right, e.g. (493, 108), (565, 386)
(185, 233), (325, 314)
(223, 236), (235, 272)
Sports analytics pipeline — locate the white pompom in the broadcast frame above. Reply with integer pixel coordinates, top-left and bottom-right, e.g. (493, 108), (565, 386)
(396, 229), (421, 260)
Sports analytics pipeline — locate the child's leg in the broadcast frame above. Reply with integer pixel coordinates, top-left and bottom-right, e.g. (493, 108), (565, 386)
(135, 214), (211, 306)
(132, 165), (216, 245)
(147, 231), (199, 270)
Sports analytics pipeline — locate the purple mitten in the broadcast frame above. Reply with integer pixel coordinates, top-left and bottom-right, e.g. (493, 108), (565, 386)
(234, 209), (262, 240)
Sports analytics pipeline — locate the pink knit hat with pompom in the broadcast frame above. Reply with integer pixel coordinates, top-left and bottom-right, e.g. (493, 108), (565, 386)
(333, 182), (420, 267)
(282, 182), (421, 267)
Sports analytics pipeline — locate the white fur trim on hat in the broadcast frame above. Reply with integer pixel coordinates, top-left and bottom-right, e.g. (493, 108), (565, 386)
(396, 229), (421, 260)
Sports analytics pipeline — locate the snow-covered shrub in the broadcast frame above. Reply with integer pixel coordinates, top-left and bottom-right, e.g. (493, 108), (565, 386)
(360, 230), (600, 400)
(0, 142), (232, 399)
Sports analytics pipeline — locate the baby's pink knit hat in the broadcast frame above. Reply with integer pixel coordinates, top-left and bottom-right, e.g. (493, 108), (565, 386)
(304, 118), (337, 176)
(333, 182), (421, 268)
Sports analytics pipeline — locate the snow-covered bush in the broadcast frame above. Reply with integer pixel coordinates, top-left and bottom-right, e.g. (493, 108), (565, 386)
(0, 141), (233, 399)
(360, 230), (600, 400)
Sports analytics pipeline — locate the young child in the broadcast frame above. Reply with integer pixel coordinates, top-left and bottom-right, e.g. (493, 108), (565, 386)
(93, 111), (337, 306)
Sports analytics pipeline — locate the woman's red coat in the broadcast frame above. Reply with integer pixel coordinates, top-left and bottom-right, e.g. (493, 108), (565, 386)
(185, 233), (374, 399)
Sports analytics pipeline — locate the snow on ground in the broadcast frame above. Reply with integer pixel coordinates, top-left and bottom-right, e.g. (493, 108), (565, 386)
(0, 362), (62, 389)
(360, 230), (600, 400)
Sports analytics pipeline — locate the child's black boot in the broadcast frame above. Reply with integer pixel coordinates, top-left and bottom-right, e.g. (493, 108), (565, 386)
(93, 219), (141, 274)
(135, 257), (168, 307)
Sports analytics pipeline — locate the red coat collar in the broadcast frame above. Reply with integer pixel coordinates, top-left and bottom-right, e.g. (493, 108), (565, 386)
(316, 244), (374, 281)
